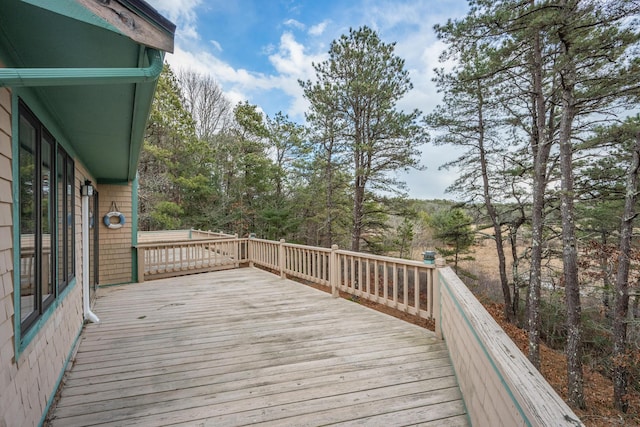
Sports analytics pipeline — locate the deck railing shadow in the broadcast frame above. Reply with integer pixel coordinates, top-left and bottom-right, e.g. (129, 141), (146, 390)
(134, 232), (584, 427)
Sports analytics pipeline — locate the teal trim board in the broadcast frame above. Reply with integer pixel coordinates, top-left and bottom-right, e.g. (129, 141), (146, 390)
(20, 0), (121, 35)
(11, 92), (21, 359)
(37, 321), (83, 427)
(19, 279), (78, 355)
(0, 49), (163, 87)
(131, 175), (139, 282)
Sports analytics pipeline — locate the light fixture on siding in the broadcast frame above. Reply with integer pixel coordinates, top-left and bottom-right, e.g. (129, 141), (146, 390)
(81, 180), (94, 197)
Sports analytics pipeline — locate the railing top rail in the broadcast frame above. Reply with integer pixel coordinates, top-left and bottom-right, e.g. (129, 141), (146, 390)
(247, 238), (435, 266)
(190, 228), (237, 238)
(248, 238), (279, 244)
(283, 242), (332, 253)
(335, 248), (436, 269)
(135, 237), (240, 248)
(138, 229), (190, 234)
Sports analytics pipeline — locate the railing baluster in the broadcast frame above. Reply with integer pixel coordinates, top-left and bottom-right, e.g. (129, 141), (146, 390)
(392, 263), (398, 308)
(414, 267), (419, 315)
(383, 261), (388, 302)
(403, 265), (408, 312)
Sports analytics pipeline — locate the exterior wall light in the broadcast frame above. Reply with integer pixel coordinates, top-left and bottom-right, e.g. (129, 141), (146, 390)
(81, 180), (94, 197)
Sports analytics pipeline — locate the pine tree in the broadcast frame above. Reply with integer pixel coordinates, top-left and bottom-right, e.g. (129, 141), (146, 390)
(300, 26), (428, 252)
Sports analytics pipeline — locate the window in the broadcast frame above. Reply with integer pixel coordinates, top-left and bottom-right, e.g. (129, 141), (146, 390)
(57, 148), (75, 290)
(19, 101), (75, 333)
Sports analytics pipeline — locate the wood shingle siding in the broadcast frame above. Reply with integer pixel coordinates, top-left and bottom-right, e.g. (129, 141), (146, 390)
(97, 184), (134, 285)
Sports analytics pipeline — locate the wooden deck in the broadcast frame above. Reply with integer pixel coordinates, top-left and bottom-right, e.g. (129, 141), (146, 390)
(47, 268), (468, 427)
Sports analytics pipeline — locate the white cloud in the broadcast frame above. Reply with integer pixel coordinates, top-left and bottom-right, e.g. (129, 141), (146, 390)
(166, 30), (325, 119)
(149, 0), (471, 199)
(210, 40), (223, 52)
(283, 18), (305, 30)
(269, 33), (309, 76)
(146, 0), (202, 40)
(309, 20), (330, 36)
(267, 32), (328, 117)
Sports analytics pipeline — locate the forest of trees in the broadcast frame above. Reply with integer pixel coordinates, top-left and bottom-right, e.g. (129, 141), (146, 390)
(139, 0), (640, 419)
(140, 26), (427, 254)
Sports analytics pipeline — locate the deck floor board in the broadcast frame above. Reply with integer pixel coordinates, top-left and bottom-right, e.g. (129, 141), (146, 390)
(48, 268), (468, 426)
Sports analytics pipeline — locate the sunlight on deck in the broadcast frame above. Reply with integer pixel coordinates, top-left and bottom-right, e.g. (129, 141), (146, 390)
(47, 268), (467, 426)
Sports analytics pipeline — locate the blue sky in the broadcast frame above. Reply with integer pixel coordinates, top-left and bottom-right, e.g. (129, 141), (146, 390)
(145, 0), (471, 199)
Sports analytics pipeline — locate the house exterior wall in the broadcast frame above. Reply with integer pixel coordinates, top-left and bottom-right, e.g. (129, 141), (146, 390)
(0, 86), (100, 427)
(0, 86), (20, 426)
(97, 183), (135, 285)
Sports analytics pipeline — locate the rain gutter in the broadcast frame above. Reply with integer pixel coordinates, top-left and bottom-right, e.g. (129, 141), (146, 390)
(0, 48), (163, 87)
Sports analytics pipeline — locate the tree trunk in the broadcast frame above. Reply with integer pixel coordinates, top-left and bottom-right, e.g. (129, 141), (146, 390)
(325, 137), (335, 247)
(558, 81), (584, 410)
(351, 174), (365, 252)
(557, 8), (585, 407)
(509, 217), (525, 319)
(600, 232), (612, 319)
(613, 129), (640, 412)
(527, 18), (550, 370)
(476, 81), (513, 321)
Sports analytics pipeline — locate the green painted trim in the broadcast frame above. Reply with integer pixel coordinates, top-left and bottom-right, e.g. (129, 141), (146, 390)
(11, 93), (21, 359)
(11, 92), (81, 357)
(20, 0), (121, 35)
(13, 89), (79, 160)
(37, 320), (83, 427)
(0, 48), (163, 87)
(438, 270), (531, 427)
(125, 47), (164, 181)
(131, 175), (139, 282)
(96, 178), (131, 185)
(19, 278), (78, 354)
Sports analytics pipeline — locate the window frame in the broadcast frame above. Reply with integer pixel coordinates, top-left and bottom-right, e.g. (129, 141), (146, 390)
(18, 99), (76, 334)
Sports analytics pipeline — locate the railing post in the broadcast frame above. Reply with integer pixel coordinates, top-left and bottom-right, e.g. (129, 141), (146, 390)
(434, 259), (446, 340)
(137, 247), (145, 283)
(233, 234), (239, 268)
(248, 234), (254, 268)
(279, 239), (286, 279)
(330, 244), (339, 298)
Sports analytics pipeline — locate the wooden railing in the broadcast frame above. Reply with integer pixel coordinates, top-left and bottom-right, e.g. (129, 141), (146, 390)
(437, 267), (583, 426)
(137, 228), (235, 243)
(247, 238), (435, 321)
(190, 229), (236, 240)
(132, 234), (583, 426)
(136, 237), (246, 281)
(334, 250), (435, 319)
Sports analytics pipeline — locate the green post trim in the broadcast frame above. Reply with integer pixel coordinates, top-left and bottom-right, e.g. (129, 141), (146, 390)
(11, 92), (21, 359)
(131, 175), (139, 282)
